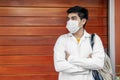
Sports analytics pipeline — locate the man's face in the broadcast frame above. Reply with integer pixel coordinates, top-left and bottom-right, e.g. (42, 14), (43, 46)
(67, 13), (86, 27)
(67, 13), (80, 21)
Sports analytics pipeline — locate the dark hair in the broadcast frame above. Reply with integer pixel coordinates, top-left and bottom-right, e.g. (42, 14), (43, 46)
(67, 6), (88, 20)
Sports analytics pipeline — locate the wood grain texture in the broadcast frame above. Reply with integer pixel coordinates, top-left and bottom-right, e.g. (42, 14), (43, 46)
(0, 0), (108, 79)
(115, 0), (120, 76)
(116, 65), (120, 76)
(0, 34), (108, 54)
(0, 75), (58, 80)
(0, 65), (56, 75)
(0, 46), (53, 55)
(0, 27), (107, 36)
(0, 7), (107, 17)
(0, 17), (107, 27)
(0, 55), (53, 65)
(0, 0), (107, 7)
(0, 35), (107, 46)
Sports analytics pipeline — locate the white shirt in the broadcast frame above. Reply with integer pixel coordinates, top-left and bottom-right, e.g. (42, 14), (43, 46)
(54, 30), (105, 80)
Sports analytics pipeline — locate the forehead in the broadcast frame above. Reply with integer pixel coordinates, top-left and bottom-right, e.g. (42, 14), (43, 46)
(67, 13), (79, 18)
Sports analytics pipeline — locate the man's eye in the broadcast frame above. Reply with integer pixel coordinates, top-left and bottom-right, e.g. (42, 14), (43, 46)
(71, 17), (77, 20)
(71, 18), (76, 20)
(71, 18), (75, 20)
(66, 17), (70, 21)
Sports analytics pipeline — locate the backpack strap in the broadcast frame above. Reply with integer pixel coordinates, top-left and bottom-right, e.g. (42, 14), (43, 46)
(90, 34), (95, 50)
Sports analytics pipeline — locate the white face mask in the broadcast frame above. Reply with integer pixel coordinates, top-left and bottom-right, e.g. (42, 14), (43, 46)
(66, 20), (82, 33)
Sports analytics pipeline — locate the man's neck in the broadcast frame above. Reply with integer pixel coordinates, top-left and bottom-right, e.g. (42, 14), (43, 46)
(73, 28), (84, 39)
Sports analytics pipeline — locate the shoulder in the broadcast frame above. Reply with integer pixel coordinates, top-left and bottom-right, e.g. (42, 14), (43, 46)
(57, 33), (70, 41)
(94, 33), (102, 40)
(90, 33), (103, 44)
(93, 33), (103, 45)
(55, 33), (70, 44)
(54, 33), (69, 48)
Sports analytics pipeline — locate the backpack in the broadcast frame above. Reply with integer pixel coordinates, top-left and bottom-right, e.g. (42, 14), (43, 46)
(91, 34), (113, 80)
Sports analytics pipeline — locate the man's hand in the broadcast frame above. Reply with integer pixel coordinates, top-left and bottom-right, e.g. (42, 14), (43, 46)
(65, 51), (70, 60)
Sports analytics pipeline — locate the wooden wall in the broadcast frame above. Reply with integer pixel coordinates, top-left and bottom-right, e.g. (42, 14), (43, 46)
(0, 0), (108, 80)
(115, 0), (120, 76)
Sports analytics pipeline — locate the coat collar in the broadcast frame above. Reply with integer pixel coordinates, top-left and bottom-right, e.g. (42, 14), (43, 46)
(67, 30), (91, 38)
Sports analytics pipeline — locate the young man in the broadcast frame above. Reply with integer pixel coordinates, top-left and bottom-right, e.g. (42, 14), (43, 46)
(54, 6), (105, 80)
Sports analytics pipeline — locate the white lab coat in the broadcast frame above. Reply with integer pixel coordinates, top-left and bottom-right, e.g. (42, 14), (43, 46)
(54, 30), (105, 80)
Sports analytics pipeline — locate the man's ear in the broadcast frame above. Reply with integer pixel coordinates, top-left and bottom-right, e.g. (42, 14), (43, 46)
(82, 19), (87, 25)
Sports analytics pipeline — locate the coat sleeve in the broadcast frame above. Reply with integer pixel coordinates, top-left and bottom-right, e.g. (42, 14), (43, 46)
(54, 35), (90, 74)
(68, 34), (105, 70)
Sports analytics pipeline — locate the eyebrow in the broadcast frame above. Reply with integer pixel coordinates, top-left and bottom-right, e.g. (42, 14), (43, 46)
(67, 16), (77, 18)
(71, 16), (77, 18)
(72, 16), (77, 18)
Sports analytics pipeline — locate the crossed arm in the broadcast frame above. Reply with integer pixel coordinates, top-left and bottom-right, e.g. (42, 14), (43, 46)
(54, 35), (105, 74)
